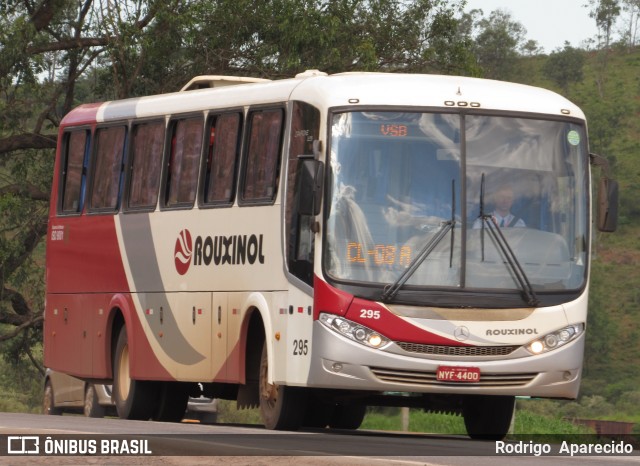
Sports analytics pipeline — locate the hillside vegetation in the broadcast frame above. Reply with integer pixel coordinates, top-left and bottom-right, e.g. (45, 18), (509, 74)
(517, 45), (640, 416)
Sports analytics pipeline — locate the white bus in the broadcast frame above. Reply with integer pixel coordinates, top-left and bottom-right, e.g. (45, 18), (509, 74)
(44, 70), (617, 439)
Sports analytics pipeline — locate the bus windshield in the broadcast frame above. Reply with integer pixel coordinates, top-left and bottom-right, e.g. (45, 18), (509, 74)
(325, 111), (589, 298)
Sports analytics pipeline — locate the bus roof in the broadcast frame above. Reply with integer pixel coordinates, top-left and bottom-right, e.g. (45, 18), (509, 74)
(61, 72), (584, 127)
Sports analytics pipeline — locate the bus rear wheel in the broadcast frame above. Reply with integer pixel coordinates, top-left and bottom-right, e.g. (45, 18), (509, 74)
(462, 395), (515, 440)
(152, 382), (190, 422)
(113, 327), (158, 420)
(259, 342), (307, 430)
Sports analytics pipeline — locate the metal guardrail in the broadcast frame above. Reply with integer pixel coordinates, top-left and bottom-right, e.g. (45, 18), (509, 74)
(569, 418), (635, 437)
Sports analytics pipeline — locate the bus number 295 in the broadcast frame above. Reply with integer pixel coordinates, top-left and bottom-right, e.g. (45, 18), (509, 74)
(293, 339), (309, 356)
(360, 309), (380, 319)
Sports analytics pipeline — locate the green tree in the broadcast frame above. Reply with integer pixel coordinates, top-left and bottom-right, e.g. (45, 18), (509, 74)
(589, 0), (622, 48)
(0, 1), (179, 371)
(543, 42), (586, 94)
(179, 0), (475, 79)
(471, 8), (527, 80)
(620, 0), (640, 48)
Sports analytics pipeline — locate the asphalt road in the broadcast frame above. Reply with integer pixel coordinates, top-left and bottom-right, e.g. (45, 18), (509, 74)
(0, 413), (638, 466)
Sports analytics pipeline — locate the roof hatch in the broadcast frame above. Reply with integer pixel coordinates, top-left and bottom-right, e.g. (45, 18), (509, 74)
(180, 75), (270, 91)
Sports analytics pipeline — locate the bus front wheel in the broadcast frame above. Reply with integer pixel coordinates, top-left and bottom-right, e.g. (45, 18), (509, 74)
(462, 395), (515, 440)
(259, 342), (307, 430)
(113, 327), (158, 420)
(329, 403), (366, 430)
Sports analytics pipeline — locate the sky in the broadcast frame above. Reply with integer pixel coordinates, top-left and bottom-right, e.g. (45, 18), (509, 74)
(464, 0), (599, 52)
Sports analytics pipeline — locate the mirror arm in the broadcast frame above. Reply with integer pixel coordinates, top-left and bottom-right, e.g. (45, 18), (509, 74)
(313, 139), (322, 159)
(589, 153), (613, 178)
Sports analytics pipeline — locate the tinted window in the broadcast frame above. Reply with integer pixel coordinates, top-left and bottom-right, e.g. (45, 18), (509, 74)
(91, 126), (126, 211)
(128, 121), (164, 209)
(241, 108), (284, 203)
(203, 113), (241, 205)
(165, 117), (203, 208)
(61, 130), (89, 213)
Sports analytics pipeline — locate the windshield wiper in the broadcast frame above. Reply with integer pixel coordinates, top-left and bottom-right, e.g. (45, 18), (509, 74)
(381, 180), (456, 303)
(478, 174), (540, 306)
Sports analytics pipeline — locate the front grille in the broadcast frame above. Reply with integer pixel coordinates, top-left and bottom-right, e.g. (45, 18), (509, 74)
(371, 367), (537, 388)
(397, 342), (519, 357)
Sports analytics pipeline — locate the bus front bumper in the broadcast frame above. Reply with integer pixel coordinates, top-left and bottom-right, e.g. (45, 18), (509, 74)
(306, 321), (583, 399)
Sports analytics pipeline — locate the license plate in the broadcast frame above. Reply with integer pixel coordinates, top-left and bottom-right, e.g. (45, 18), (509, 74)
(436, 366), (481, 382)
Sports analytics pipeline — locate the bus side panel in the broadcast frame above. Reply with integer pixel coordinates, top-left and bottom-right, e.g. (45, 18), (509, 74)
(44, 294), (91, 378)
(46, 215), (131, 294)
(167, 292), (213, 381)
(224, 291), (313, 386)
(43, 293), (116, 380)
(211, 292), (230, 382)
(125, 292), (201, 382)
(279, 287), (313, 385)
(226, 293), (247, 384)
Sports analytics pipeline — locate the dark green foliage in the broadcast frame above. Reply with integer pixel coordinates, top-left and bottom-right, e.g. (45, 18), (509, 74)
(471, 9), (527, 79)
(543, 42), (586, 93)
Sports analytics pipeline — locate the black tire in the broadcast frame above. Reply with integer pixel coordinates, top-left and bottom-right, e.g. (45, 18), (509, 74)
(113, 326), (159, 420)
(152, 382), (189, 423)
(43, 381), (62, 415)
(84, 384), (105, 418)
(463, 395), (515, 441)
(259, 342), (307, 430)
(329, 403), (366, 430)
(303, 396), (335, 428)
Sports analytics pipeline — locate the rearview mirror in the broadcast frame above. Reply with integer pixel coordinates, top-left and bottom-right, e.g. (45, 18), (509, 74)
(295, 156), (324, 216)
(597, 177), (618, 232)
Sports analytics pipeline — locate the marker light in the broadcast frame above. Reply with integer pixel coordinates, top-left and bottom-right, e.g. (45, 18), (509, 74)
(319, 313), (390, 349)
(527, 323), (584, 355)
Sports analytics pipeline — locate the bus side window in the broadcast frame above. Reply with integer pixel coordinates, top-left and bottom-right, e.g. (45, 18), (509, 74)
(90, 125), (127, 212)
(164, 116), (203, 209)
(202, 112), (242, 206)
(127, 121), (164, 210)
(60, 129), (90, 214)
(240, 108), (284, 204)
(285, 101), (321, 286)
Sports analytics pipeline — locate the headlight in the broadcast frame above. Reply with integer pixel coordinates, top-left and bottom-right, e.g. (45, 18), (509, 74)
(319, 313), (390, 349)
(526, 323), (584, 355)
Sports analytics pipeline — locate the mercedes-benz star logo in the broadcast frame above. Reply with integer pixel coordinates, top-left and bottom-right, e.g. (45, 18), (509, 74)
(454, 326), (470, 341)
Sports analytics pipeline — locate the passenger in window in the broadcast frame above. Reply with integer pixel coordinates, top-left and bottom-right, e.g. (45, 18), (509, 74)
(474, 185), (526, 229)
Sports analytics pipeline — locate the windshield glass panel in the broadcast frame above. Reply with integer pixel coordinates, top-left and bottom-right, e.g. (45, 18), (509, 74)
(326, 112), (462, 287)
(465, 115), (588, 291)
(325, 111), (588, 294)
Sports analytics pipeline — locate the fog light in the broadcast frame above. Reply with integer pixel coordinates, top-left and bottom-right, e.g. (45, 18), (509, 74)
(368, 334), (383, 347)
(530, 341), (544, 354)
(332, 363), (343, 372)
